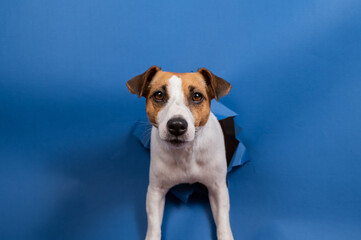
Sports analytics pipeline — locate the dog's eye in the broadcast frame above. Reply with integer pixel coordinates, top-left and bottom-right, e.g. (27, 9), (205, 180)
(153, 91), (164, 102)
(192, 92), (204, 103)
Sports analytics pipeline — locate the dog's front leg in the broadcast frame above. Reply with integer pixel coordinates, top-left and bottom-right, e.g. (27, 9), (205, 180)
(208, 181), (234, 240)
(145, 184), (167, 240)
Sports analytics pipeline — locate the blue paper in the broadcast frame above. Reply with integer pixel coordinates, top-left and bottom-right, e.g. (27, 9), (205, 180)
(211, 100), (238, 120)
(133, 101), (249, 202)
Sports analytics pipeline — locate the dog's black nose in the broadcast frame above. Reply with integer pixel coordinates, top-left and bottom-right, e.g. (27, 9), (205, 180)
(167, 118), (188, 136)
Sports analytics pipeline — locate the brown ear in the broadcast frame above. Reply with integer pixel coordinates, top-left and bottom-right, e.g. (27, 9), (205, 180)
(197, 68), (231, 101)
(126, 66), (161, 97)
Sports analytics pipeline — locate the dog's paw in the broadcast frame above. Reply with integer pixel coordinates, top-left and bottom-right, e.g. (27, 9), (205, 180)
(217, 235), (234, 240)
(217, 231), (234, 240)
(145, 236), (161, 240)
(145, 231), (161, 240)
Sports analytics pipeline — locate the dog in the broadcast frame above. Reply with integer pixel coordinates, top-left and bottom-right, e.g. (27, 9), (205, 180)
(126, 66), (234, 240)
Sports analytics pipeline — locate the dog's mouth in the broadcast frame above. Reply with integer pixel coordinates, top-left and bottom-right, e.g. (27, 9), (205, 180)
(165, 138), (188, 148)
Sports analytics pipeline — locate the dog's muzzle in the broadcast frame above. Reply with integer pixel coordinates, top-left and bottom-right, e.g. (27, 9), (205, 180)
(167, 117), (188, 136)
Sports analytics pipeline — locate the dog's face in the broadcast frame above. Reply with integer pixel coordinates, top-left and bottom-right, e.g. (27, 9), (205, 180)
(127, 66), (231, 148)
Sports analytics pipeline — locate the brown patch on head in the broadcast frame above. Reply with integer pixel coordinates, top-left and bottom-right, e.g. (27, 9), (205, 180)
(143, 70), (212, 128)
(179, 72), (211, 127)
(126, 66), (161, 97)
(197, 68), (231, 101)
(144, 71), (174, 126)
(177, 69), (231, 127)
(127, 66), (231, 128)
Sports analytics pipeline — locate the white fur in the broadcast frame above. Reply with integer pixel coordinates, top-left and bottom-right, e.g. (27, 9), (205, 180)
(145, 75), (233, 240)
(157, 75), (195, 143)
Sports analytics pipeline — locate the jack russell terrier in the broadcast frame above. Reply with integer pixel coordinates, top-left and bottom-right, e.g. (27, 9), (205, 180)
(126, 66), (234, 240)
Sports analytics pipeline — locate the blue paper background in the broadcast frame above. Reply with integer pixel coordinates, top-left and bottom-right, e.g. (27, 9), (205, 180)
(1, 1), (361, 239)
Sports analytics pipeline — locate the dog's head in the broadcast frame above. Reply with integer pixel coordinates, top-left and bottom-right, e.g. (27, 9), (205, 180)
(126, 66), (231, 148)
